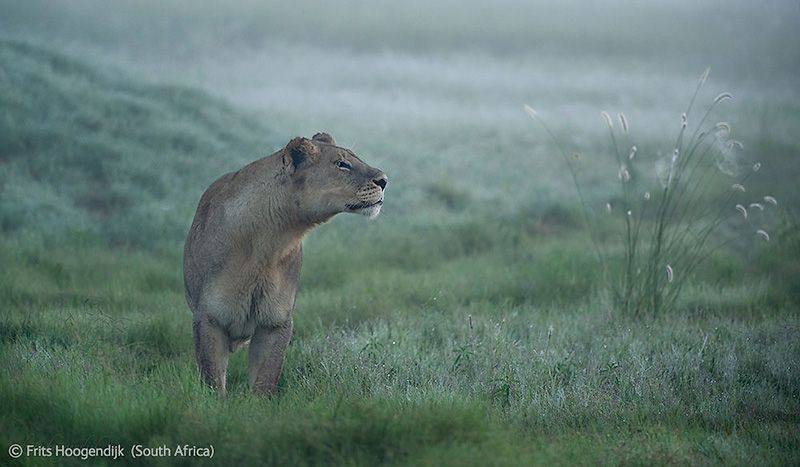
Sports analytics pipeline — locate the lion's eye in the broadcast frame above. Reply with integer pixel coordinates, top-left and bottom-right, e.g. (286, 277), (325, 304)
(335, 160), (352, 171)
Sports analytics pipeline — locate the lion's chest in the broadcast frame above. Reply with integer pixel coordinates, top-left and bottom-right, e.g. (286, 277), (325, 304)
(203, 248), (301, 340)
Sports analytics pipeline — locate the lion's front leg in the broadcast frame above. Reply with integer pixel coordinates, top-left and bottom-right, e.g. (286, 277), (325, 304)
(192, 314), (231, 395)
(247, 321), (293, 396)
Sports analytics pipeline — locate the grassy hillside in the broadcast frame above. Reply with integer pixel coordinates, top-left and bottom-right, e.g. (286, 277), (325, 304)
(0, 28), (799, 467)
(0, 38), (276, 247)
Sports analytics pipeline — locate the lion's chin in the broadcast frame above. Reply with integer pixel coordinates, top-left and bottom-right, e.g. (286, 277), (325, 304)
(359, 204), (382, 219)
(347, 200), (383, 219)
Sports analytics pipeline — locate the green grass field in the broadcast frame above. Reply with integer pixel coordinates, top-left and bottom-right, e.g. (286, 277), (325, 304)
(1, 1), (799, 465)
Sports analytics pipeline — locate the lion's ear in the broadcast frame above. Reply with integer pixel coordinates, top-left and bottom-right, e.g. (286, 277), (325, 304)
(283, 137), (320, 171)
(311, 132), (336, 145)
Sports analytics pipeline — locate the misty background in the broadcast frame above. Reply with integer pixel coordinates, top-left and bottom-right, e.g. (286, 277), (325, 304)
(2, 0), (798, 248)
(1, 2), (799, 464)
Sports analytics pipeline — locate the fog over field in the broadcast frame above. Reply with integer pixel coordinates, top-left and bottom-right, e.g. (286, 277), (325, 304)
(3, 0), (798, 220)
(1, 1), (799, 465)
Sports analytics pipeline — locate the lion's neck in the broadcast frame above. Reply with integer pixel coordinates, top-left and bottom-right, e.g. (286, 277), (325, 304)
(234, 174), (313, 263)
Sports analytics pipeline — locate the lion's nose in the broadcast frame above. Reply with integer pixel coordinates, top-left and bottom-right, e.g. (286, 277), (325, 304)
(373, 175), (387, 190)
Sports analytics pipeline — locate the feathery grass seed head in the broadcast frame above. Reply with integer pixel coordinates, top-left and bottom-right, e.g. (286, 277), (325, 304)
(644, 191), (651, 200)
(726, 140), (744, 151)
(619, 113), (629, 133)
(749, 203), (764, 211)
(601, 111), (613, 129)
(714, 137), (742, 176)
(735, 204), (748, 219)
(618, 165), (631, 182)
(666, 264), (674, 283)
(714, 92), (733, 104)
(731, 184), (745, 192)
(764, 196), (778, 206)
(628, 145), (637, 160)
(756, 230), (770, 241)
(753, 162), (761, 172)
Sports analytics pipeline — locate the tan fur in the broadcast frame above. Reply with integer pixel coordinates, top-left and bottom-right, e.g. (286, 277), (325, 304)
(183, 133), (387, 395)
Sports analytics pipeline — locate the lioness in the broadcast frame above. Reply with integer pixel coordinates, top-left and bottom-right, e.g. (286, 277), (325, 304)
(183, 133), (387, 395)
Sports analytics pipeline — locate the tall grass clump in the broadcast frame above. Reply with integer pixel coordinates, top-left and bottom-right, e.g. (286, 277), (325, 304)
(526, 69), (779, 316)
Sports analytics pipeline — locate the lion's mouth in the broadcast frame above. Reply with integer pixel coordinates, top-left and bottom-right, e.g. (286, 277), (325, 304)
(346, 199), (383, 211)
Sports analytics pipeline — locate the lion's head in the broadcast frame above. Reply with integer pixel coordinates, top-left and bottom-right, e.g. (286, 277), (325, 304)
(281, 133), (387, 223)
